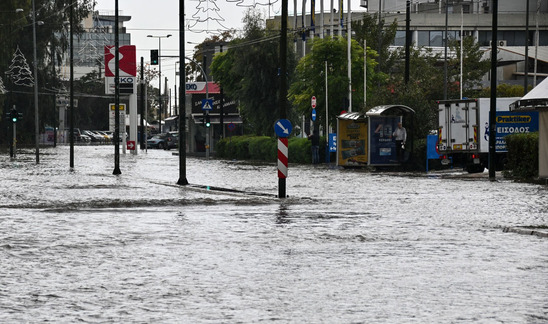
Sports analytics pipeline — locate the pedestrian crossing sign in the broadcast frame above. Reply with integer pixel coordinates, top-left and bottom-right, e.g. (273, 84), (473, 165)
(201, 98), (213, 111)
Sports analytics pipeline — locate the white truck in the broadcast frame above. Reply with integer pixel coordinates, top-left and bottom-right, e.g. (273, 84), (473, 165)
(437, 97), (538, 173)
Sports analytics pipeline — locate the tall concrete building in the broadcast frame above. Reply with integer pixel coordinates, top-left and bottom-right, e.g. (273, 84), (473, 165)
(269, 0), (548, 84)
(60, 10), (131, 80)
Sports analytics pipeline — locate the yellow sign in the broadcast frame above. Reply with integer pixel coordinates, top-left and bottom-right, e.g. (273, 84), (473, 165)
(337, 119), (368, 166)
(110, 103), (126, 111)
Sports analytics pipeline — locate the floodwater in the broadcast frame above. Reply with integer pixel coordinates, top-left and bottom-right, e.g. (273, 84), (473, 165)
(1, 145), (547, 323)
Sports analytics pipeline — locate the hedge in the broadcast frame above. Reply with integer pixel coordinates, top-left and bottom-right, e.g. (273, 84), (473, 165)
(216, 136), (327, 164)
(504, 132), (539, 179)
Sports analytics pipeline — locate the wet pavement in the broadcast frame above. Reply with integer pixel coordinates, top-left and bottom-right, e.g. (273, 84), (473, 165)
(1, 145), (547, 323)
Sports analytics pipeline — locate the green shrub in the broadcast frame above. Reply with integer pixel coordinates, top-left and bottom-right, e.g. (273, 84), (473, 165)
(504, 132), (538, 179)
(288, 137), (311, 164)
(408, 138), (427, 171)
(216, 135), (326, 164)
(248, 136), (277, 161)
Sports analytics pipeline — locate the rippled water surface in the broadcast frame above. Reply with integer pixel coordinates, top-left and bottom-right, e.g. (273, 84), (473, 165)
(1, 146), (547, 323)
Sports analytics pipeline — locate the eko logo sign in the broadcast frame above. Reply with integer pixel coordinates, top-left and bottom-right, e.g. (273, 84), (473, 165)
(104, 45), (137, 77)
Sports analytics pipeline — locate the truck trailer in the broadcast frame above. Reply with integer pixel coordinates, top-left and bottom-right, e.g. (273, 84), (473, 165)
(437, 98), (538, 173)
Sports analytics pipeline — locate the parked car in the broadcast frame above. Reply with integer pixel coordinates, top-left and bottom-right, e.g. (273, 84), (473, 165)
(83, 130), (104, 143)
(147, 132), (178, 149)
(73, 128), (91, 143)
(165, 132), (178, 150)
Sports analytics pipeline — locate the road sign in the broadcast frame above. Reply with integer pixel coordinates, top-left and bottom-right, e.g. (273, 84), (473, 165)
(227, 122), (236, 132)
(311, 109), (317, 121)
(202, 98), (213, 111)
(127, 140), (136, 150)
(329, 133), (337, 152)
(274, 119), (292, 138)
(311, 96), (316, 108)
(109, 104), (126, 132)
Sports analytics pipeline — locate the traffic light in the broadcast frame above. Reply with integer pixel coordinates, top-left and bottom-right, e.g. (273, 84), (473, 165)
(150, 49), (159, 65)
(10, 108), (18, 123)
(205, 113), (211, 128)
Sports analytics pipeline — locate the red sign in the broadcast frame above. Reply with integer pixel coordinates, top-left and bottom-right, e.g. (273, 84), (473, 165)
(311, 96), (317, 108)
(127, 140), (136, 150)
(104, 45), (137, 77)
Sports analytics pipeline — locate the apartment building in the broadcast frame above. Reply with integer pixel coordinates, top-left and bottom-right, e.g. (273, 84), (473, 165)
(268, 0), (548, 84)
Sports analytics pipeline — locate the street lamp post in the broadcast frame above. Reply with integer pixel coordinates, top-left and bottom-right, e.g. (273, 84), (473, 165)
(147, 34), (172, 134)
(32, 0), (39, 164)
(174, 61), (179, 117)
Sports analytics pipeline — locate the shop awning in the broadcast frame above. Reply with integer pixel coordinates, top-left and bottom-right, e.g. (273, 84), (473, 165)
(191, 114), (243, 124)
(366, 105), (415, 117)
(510, 77), (548, 110)
(337, 112), (366, 120)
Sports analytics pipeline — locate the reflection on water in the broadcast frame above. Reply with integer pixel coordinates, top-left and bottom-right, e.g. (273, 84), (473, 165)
(0, 146), (547, 323)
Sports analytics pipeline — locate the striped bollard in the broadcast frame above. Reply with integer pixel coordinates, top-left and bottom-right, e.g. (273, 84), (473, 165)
(278, 137), (288, 198)
(274, 119), (292, 198)
(278, 137), (288, 179)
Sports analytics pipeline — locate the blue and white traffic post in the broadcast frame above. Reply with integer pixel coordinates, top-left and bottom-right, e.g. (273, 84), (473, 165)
(275, 119), (292, 198)
(202, 98), (213, 159)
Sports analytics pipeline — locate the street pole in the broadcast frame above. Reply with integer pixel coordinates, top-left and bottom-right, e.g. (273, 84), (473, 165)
(489, 0), (498, 180)
(69, 1), (74, 169)
(524, 0), (530, 95)
(52, 41), (57, 147)
(140, 56), (145, 150)
(279, 0), (288, 198)
(178, 0), (189, 186)
(32, 0), (39, 164)
(174, 61), (178, 117)
(113, 0), (121, 175)
(347, 0), (352, 112)
(443, 0), (448, 100)
(148, 34), (172, 135)
(404, 0), (410, 84)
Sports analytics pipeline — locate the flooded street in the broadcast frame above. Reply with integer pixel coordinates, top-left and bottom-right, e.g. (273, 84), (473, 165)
(1, 145), (547, 323)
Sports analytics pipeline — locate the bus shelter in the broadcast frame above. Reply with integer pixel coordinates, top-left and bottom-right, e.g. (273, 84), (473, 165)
(366, 105), (415, 166)
(336, 105), (415, 167)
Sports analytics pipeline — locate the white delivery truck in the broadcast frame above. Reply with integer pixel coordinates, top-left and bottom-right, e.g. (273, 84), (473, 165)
(437, 97), (537, 173)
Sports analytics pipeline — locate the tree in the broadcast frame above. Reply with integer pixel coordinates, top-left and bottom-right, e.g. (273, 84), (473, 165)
(448, 36), (491, 98)
(210, 9), (297, 135)
(352, 13), (399, 82)
(288, 36), (381, 132)
(0, 0), (95, 144)
(479, 84), (531, 98)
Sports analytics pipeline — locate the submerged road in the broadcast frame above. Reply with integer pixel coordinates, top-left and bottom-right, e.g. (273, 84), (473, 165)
(1, 146), (547, 323)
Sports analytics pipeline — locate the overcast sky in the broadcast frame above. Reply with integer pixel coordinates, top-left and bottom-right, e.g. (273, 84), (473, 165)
(94, 0), (276, 87)
(93, 0), (365, 91)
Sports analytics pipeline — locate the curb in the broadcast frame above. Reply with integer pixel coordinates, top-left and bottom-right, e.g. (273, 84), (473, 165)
(503, 227), (548, 238)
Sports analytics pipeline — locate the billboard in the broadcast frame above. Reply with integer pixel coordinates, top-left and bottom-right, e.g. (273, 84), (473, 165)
(368, 116), (401, 165)
(104, 45), (137, 77)
(487, 111), (539, 152)
(337, 119), (368, 166)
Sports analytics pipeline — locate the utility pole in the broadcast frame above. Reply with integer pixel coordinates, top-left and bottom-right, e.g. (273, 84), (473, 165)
(524, 0), (530, 95)
(279, 0), (288, 198)
(489, 0), (498, 180)
(177, 0), (189, 186)
(404, 0), (411, 84)
(140, 57), (145, 150)
(113, 0), (122, 175)
(69, 1), (74, 169)
(32, 0), (40, 164)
